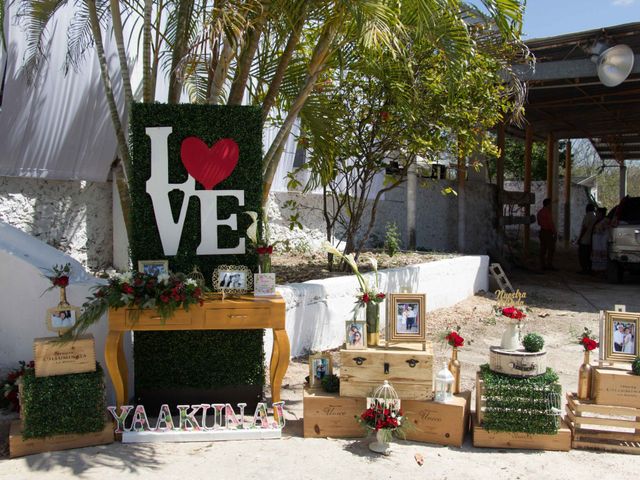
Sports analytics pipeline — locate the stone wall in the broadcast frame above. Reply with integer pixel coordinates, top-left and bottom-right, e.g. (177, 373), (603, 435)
(0, 177), (113, 270)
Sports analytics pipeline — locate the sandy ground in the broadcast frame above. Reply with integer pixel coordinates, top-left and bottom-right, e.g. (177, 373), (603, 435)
(1, 247), (640, 479)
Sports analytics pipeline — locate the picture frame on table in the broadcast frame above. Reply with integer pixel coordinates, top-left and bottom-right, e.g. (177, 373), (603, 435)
(309, 353), (332, 389)
(603, 311), (639, 362)
(254, 273), (277, 296)
(213, 265), (253, 295)
(387, 293), (427, 343)
(345, 320), (367, 350)
(46, 305), (81, 334)
(137, 260), (169, 276)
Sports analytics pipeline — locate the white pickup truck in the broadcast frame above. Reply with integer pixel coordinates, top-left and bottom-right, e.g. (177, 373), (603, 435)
(608, 196), (640, 283)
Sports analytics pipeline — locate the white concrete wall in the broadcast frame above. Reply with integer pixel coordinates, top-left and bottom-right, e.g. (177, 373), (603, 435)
(265, 255), (489, 358)
(0, 177), (113, 270)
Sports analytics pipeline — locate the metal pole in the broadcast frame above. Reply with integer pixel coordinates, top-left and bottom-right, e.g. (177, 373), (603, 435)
(564, 141), (572, 248)
(406, 161), (417, 250)
(524, 125), (533, 255)
(497, 124), (505, 231)
(620, 163), (628, 201)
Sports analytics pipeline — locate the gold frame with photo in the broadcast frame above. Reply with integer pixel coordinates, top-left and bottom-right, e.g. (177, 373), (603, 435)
(603, 311), (639, 362)
(46, 304), (81, 335)
(308, 353), (332, 389)
(345, 320), (367, 350)
(212, 265), (253, 295)
(137, 260), (169, 276)
(387, 293), (427, 343)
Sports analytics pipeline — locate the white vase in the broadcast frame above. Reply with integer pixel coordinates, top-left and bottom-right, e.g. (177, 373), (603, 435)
(369, 429), (391, 455)
(500, 322), (521, 351)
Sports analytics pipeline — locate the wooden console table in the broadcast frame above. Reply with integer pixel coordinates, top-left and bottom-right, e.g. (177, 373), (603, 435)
(104, 294), (289, 407)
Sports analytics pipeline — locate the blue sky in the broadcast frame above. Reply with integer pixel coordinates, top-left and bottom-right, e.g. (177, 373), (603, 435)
(523, 0), (640, 39)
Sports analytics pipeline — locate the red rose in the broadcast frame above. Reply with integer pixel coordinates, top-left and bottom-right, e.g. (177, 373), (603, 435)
(194, 288), (202, 297)
(502, 306), (525, 320)
(122, 284), (134, 294)
(362, 293), (370, 304)
(160, 295), (169, 303)
(376, 293), (385, 300)
(581, 337), (599, 351)
(257, 246), (274, 255)
(446, 331), (464, 348)
(53, 276), (69, 287)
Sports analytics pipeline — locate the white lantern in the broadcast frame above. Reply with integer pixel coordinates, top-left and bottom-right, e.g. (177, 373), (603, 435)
(434, 362), (454, 403)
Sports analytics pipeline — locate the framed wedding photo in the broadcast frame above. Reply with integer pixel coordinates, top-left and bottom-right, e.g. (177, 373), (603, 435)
(46, 305), (80, 334)
(138, 260), (169, 276)
(309, 353), (332, 389)
(213, 265), (253, 295)
(603, 311), (639, 362)
(345, 320), (367, 350)
(387, 293), (426, 343)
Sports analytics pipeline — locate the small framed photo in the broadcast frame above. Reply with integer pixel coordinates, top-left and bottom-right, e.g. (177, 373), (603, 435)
(603, 311), (639, 362)
(387, 293), (427, 343)
(213, 265), (253, 295)
(46, 305), (80, 334)
(254, 273), (276, 296)
(345, 320), (367, 350)
(309, 353), (332, 389)
(138, 260), (169, 276)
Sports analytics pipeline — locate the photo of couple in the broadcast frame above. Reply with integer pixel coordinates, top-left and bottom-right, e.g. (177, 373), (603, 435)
(219, 272), (246, 289)
(51, 310), (76, 329)
(613, 322), (636, 355)
(396, 303), (419, 334)
(346, 322), (365, 349)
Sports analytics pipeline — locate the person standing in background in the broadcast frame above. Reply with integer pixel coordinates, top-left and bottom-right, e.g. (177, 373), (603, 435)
(577, 204), (596, 274)
(537, 198), (557, 271)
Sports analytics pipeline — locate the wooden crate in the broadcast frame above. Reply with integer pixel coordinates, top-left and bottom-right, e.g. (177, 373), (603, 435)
(565, 392), (640, 454)
(303, 388), (366, 438)
(340, 344), (433, 400)
(34, 334), (96, 377)
(403, 391), (470, 447)
(593, 367), (640, 408)
(472, 414), (571, 451)
(9, 420), (113, 458)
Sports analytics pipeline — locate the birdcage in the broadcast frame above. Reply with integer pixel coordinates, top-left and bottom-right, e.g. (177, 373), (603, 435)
(187, 266), (206, 289)
(365, 380), (402, 455)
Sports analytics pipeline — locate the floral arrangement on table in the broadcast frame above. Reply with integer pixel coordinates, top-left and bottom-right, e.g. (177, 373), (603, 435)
(67, 271), (204, 337)
(1, 361), (34, 412)
(501, 306), (526, 321)
(246, 211), (276, 273)
(43, 263), (71, 293)
(444, 327), (465, 348)
(578, 327), (599, 351)
(357, 400), (404, 440)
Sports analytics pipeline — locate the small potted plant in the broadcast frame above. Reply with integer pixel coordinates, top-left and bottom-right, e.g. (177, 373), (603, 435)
(522, 333), (545, 353)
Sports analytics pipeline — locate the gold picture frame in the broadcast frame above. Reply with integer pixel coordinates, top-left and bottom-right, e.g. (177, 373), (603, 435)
(137, 260), (169, 276)
(309, 353), (332, 389)
(46, 304), (81, 335)
(603, 311), (639, 362)
(212, 265), (253, 295)
(387, 293), (427, 343)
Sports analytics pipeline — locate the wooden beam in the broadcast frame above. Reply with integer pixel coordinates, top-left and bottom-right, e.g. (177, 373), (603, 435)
(564, 140), (572, 248)
(524, 125), (533, 255)
(546, 133), (554, 201)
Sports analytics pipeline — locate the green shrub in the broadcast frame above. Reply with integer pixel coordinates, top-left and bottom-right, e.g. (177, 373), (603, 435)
(21, 363), (106, 438)
(384, 222), (401, 257)
(522, 333), (545, 353)
(632, 356), (640, 376)
(321, 374), (340, 393)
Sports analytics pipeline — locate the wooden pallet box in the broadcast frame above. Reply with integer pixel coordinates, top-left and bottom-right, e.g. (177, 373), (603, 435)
(9, 420), (113, 458)
(402, 391), (470, 447)
(593, 367), (640, 408)
(339, 344), (433, 400)
(33, 334), (96, 377)
(303, 388), (366, 438)
(565, 392), (640, 455)
(472, 414), (571, 451)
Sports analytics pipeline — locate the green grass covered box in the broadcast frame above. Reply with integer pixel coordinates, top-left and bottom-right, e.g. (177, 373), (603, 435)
(21, 363), (107, 438)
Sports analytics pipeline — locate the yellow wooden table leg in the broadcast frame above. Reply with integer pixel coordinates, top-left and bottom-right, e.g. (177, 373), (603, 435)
(105, 330), (125, 407)
(117, 331), (128, 404)
(271, 328), (290, 403)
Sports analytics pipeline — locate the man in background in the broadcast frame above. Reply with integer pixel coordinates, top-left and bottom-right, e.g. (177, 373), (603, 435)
(577, 204), (596, 274)
(537, 198), (557, 271)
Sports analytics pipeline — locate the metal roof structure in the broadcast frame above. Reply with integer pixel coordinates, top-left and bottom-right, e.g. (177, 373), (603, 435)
(509, 22), (640, 163)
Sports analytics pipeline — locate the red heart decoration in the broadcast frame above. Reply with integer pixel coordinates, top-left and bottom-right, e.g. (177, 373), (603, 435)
(180, 137), (239, 189)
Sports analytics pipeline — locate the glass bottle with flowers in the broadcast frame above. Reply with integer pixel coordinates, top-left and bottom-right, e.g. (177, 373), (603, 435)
(323, 243), (385, 346)
(499, 306), (526, 351)
(246, 211), (275, 273)
(44, 263), (72, 306)
(578, 327), (599, 400)
(443, 327), (464, 394)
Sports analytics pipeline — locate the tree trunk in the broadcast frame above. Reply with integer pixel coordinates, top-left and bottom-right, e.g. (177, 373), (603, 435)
(262, 23), (337, 203)
(208, 39), (236, 105)
(86, 0), (132, 238)
(261, 1), (309, 123)
(150, 0), (164, 99)
(109, 0), (133, 110)
(142, 0), (153, 102)
(168, 0), (195, 104)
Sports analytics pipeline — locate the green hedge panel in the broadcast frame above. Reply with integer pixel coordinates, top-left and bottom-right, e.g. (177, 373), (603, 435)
(129, 104), (264, 391)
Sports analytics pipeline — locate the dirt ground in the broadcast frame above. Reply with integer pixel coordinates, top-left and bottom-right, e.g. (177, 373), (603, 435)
(1, 246), (640, 479)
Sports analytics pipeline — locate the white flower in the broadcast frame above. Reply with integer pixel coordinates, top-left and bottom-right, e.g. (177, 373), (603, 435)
(185, 279), (198, 287)
(157, 273), (170, 285)
(114, 272), (133, 284)
(245, 211), (259, 244)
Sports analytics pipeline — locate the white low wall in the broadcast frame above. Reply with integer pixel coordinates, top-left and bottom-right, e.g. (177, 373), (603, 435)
(266, 255), (489, 358)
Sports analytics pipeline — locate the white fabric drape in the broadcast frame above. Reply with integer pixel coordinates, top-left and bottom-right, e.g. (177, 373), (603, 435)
(0, 3), (123, 181)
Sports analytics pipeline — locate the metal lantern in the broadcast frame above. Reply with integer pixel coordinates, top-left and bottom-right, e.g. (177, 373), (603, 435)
(434, 362), (455, 403)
